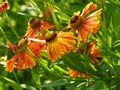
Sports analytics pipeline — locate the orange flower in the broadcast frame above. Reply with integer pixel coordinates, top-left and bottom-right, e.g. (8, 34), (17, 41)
(77, 41), (101, 65)
(45, 31), (76, 61)
(25, 6), (53, 38)
(0, 1), (8, 13)
(69, 69), (89, 77)
(68, 42), (101, 77)
(6, 51), (36, 72)
(87, 42), (101, 65)
(69, 2), (102, 42)
(5, 36), (36, 72)
(25, 18), (54, 38)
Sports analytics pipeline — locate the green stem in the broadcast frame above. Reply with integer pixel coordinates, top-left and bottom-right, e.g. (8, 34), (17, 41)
(0, 27), (9, 41)
(13, 71), (20, 84)
(49, 1), (61, 30)
(54, 64), (68, 74)
(30, 0), (41, 12)
(101, 3), (107, 41)
(3, 12), (20, 38)
(26, 47), (59, 78)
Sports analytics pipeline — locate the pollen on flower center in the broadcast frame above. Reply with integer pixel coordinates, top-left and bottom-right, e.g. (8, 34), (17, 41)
(70, 15), (84, 29)
(45, 31), (57, 42)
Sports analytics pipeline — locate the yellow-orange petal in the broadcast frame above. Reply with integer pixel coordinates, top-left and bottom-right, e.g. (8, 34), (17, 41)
(39, 21), (54, 33)
(81, 2), (97, 17)
(7, 41), (14, 51)
(29, 42), (45, 58)
(47, 31), (76, 60)
(69, 69), (89, 77)
(23, 51), (36, 68)
(16, 53), (24, 70)
(79, 28), (88, 42)
(87, 42), (101, 57)
(69, 69), (80, 77)
(85, 9), (102, 33)
(6, 55), (16, 72)
(25, 27), (37, 38)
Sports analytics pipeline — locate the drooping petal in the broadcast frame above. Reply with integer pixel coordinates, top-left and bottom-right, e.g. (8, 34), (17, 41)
(23, 51), (36, 68)
(38, 21), (54, 33)
(16, 53), (24, 70)
(78, 27), (88, 42)
(81, 2), (97, 17)
(7, 41), (14, 51)
(25, 27), (37, 38)
(46, 31), (76, 60)
(6, 55), (16, 72)
(29, 42), (45, 58)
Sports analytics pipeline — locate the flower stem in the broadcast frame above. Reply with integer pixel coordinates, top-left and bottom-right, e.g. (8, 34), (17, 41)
(26, 47), (49, 72)
(13, 71), (20, 84)
(26, 47), (59, 79)
(49, 1), (61, 30)
(30, 0), (41, 12)
(3, 12), (20, 38)
(0, 27), (9, 41)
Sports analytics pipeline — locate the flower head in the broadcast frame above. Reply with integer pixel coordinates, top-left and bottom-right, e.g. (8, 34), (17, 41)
(69, 2), (102, 42)
(6, 51), (36, 72)
(5, 36), (36, 72)
(45, 31), (76, 61)
(25, 18), (54, 38)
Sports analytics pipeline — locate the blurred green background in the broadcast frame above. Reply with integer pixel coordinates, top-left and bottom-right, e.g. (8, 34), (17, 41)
(0, 0), (120, 90)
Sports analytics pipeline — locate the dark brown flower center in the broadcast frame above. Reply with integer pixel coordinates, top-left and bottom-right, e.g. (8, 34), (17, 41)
(45, 31), (57, 42)
(70, 15), (78, 23)
(28, 18), (41, 29)
(69, 15), (84, 29)
(29, 18), (35, 24)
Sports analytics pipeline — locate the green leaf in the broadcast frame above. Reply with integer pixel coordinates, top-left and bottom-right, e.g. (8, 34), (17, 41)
(40, 79), (70, 88)
(87, 81), (107, 90)
(17, 12), (43, 20)
(112, 40), (120, 50)
(60, 52), (106, 77)
(2, 76), (22, 90)
(69, 80), (86, 90)
(20, 84), (37, 90)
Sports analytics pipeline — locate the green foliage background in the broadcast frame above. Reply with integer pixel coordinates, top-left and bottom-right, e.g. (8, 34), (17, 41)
(0, 0), (120, 90)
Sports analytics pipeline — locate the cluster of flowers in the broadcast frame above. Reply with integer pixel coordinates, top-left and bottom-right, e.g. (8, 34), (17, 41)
(2, 1), (102, 77)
